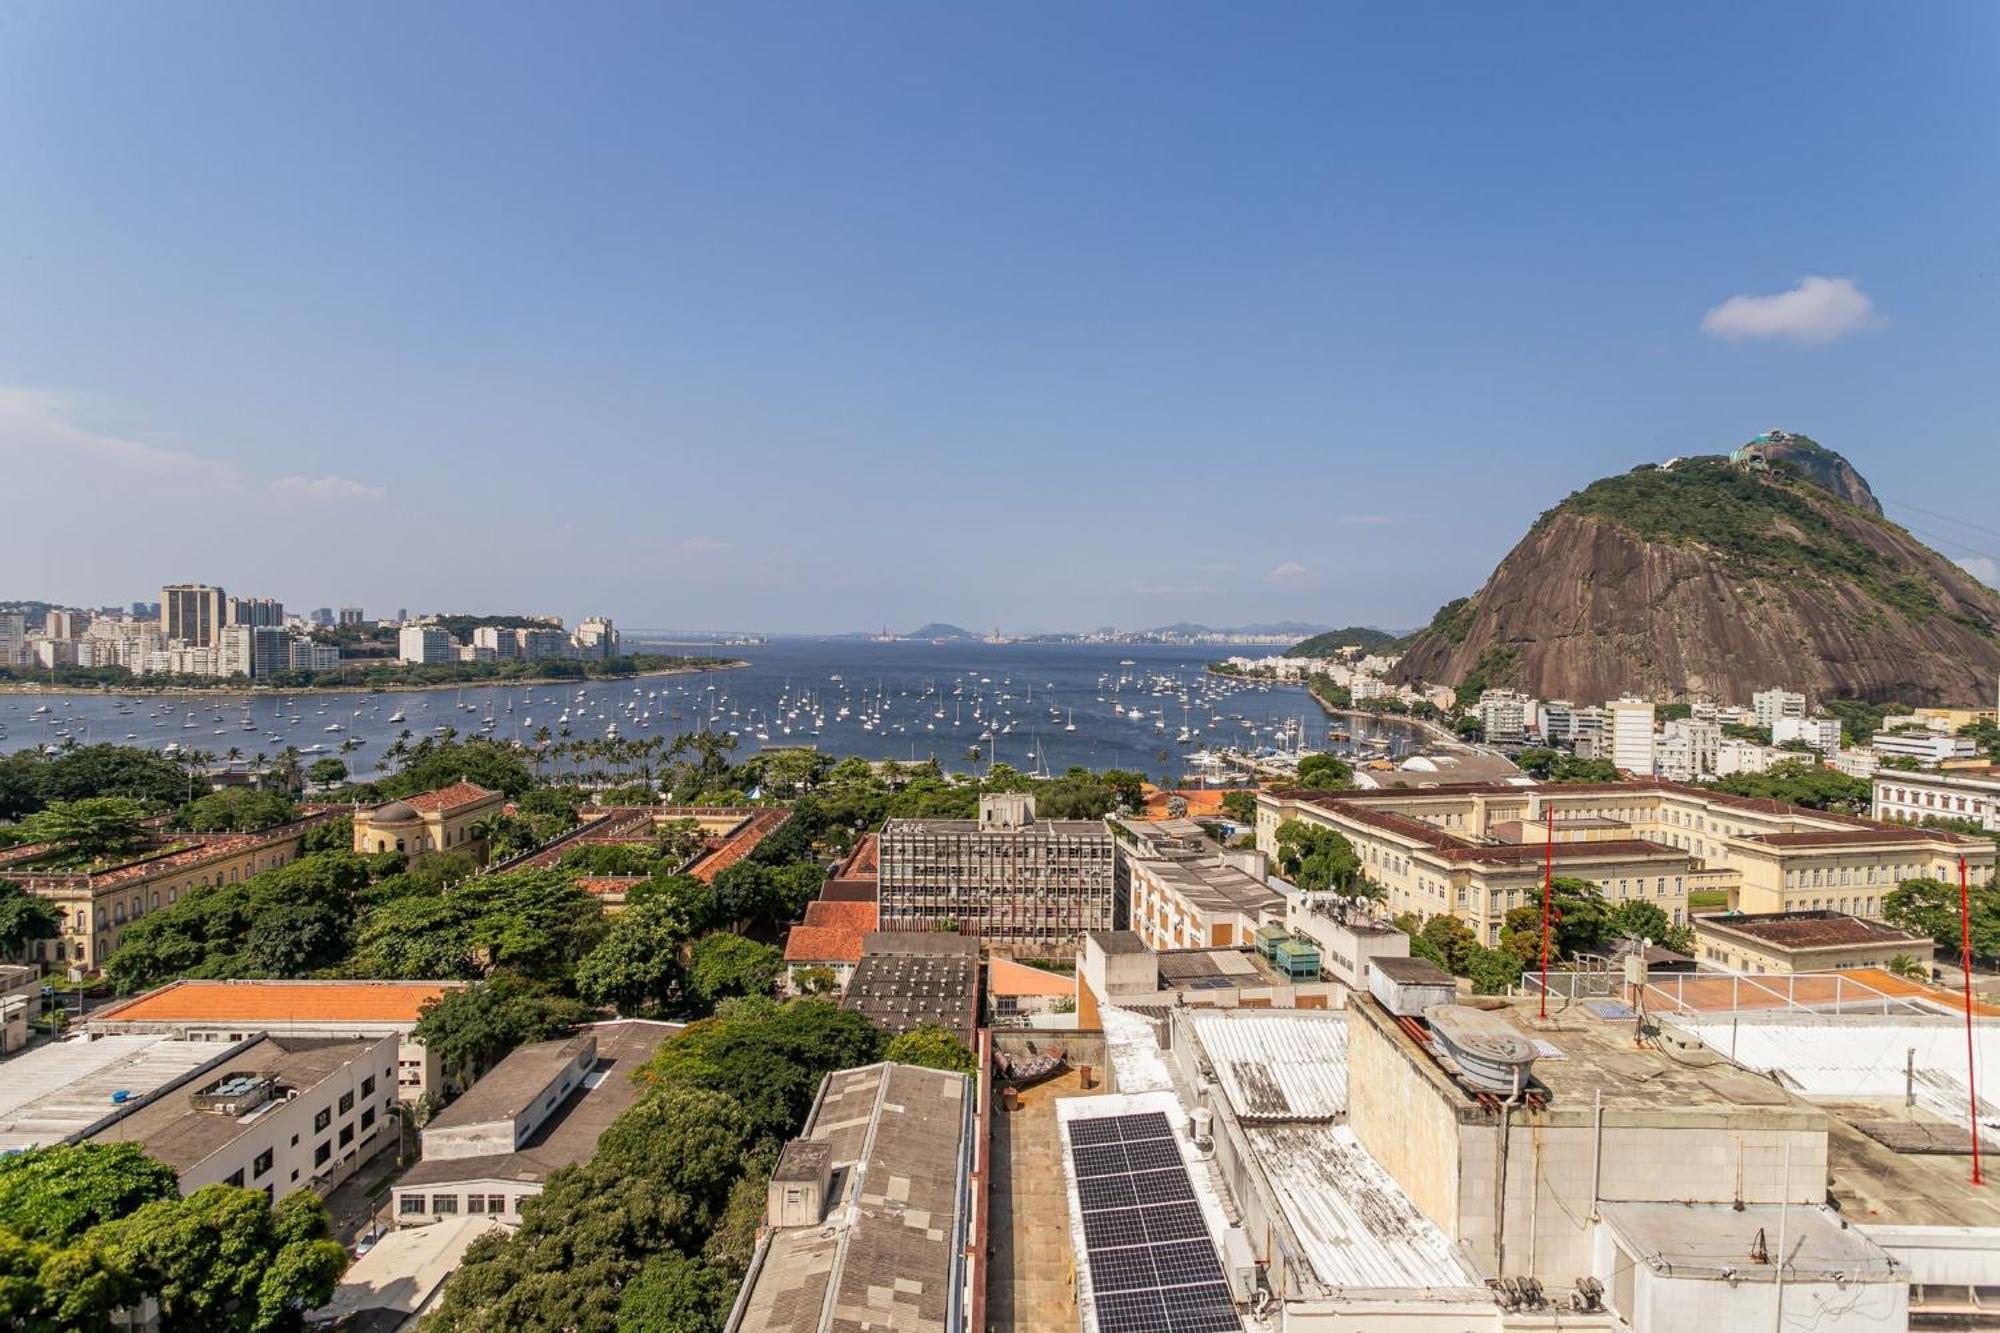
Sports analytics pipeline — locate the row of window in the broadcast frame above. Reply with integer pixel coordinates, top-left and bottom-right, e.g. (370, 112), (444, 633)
(401, 1192), (521, 1216)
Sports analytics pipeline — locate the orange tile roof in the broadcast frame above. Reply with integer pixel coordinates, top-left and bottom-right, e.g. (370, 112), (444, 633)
(403, 781), (502, 814)
(784, 899), (878, 963)
(577, 876), (646, 897)
(987, 957), (1076, 999)
(690, 807), (791, 883)
(91, 979), (463, 1025)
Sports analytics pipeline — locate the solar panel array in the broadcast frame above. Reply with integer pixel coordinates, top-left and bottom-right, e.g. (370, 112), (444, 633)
(1066, 1112), (1241, 1333)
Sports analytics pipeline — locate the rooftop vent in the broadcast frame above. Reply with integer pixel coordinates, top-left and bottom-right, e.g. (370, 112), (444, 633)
(189, 1071), (278, 1118)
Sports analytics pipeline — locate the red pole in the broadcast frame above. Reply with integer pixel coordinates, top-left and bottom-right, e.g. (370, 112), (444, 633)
(1539, 804), (1554, 1019)
(1961, 855), (1983, 1186)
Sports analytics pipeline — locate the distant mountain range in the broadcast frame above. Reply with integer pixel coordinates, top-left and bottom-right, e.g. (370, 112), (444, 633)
(825, 620), (1337, 641)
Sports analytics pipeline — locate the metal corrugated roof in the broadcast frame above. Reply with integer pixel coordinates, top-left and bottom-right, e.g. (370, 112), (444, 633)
(1186, 1010), (1348, 1122)
(1246, 1124), (1482, 1292)
(1675, 1016), (2000, 1131)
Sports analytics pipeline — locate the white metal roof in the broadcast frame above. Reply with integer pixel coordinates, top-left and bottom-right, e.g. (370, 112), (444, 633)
(1185, 1010), (1348, 1121)
(1246, 1123), (1483, 1292)
(1674, 1015), (2000, 1132)
(0, 1035), (234, 1152)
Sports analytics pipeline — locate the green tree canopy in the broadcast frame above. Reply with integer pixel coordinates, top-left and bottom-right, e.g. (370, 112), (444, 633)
(687, 934), (782, 1010)
(1294, 753), (1353, 791)
(884, 1025), (976, 1075)
(172, 788), (298, 833)
(0, 1144), (178, 1246)
(412, 976), (593, 1084)
(19, 798), (151, 861)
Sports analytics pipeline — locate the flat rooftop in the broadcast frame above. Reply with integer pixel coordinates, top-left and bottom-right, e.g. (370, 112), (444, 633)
(1599, 1201), (1901, 1283)
(883, 817), (1111, 836)
(732, 1061), (971, 1333)
(843, 942), (979, 1042)
(315, 1215), (516, 1325)
(0, 1035), (240, 1152)
(1694, 911), (1932, 952)
(1134, 855), (1281, 918)
(399, 1020), (676, 1189)
(426, 1032), (592, 1131)
(90, 979), (460, 1027)
(87, 1036), (381, 1170)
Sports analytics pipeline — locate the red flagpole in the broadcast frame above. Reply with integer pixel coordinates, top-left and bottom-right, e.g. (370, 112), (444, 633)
(1961, 855), (1983, 1186)
(1539, 804), (1554, 1020)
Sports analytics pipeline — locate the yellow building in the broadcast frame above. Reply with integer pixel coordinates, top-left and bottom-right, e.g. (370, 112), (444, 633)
(1256, 778), (1993, 944)
(6, 815), (335, 972)
(1691, 911), (1935, 975)
(1115, 818), (1283, 951)
(352, 781), (505, 864)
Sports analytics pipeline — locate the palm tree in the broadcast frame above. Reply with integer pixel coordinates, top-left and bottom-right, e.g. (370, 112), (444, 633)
(1887, 953), (1929, 982)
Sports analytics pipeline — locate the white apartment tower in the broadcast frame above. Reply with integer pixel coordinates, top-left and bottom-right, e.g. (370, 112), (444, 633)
(1607, 695), (1657, 775)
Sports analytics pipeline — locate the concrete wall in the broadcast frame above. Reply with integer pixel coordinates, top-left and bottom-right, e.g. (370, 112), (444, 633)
(1590, 1226), (1906, 1333)
(1345, 1001), (1465, 1257)
(1862, 1225), (2000, 1287)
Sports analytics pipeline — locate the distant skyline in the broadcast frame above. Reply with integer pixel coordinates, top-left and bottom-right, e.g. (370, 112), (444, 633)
(3, 4), (1997, 630)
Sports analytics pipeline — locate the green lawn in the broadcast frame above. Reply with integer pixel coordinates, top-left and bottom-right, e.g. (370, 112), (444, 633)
(1688, 888), (1731, 912)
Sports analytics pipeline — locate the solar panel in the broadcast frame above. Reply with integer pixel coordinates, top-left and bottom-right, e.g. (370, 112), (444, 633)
(1081, 1207), (1148, 1250)
(1072, 1144), (1131, 1178)
(1064, 1112), (1241, 1333)
(1090, 1245), (1160, 1293)
(1132, 1168), (1197, 1205)
(1114, 1112), (1174, 1142)
(1142, 1202), (1209, 1244)
(1097, 1289), (1169, 1333)
(1123, 1138), (1184, 1172)
(1076, 1174), (1138, 1211)
(1069, 1117), (1124, 1146)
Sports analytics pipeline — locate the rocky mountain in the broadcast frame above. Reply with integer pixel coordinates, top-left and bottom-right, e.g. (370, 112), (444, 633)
(1391, 444), (2000, 706)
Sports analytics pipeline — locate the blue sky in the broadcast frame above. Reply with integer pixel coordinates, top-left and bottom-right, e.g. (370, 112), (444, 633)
(3, 3), (1995, 632)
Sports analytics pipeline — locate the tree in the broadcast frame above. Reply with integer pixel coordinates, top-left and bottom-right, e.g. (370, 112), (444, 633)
(19, 798), (150, 861)
(1272, 820), (1369, 906)
(615, 1252), (738, 1333)
(0, 744), (189, 819)
(639, 998), (884, 1142)
(412, 976), (593, 1085)
(173, 788), (297, 833)
(793, 965), (838, 996)
(1500, 876), (1612, 962)
(687, 934), (783, 1009)
(576, 899), (692, 1015)
(0, 1144), (178, 1246)
(1704, 759), (1871, 814)
(884, 1024), (976, 1075)
(1884, 876), (2000, 960)
(1466, 946), (1524, 996)
(1605, 899), (1671, 945)
(1295, 753), (1352, 790)
(306, 758), (348, 787)
(1219, 790), (1258, 823)
(0, 883), (60, 960)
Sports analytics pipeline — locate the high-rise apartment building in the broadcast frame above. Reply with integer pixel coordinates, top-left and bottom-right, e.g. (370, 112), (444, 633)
(0, 613), (25, 667)
(472, 626), (520, 658)
(1606, 695), (1656, 775)
(1476, 689), (1531, 746)
(398, 625), (454, 665)
(162, 584), (227, 647)
(338, 606), (366, 628)
(226, 597), (285, 628)
(1752, 688), (1807, 733)
(44, 610), (87, 640)
(573, 617), (619, 659)
(877, 794), (1115, 954)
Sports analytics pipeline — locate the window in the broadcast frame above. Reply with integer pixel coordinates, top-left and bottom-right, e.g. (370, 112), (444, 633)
(400, 1195), (428, 1216)
(224, 1169), (245, 1188)
(361, 1075), (376, 1098)
(361, 1107), (376, 1131)
(314, 1107), (332, 1132)
(253, 1149), (273, 1178)
(314, 1142), (331, 1168)
(338, 1091), (354, 1115)
(338, 1124), (355, 1148)
(433, 1195), (460, 1215)
(290, 1134), (300, 1146)
(483, 1195), (507, 1214)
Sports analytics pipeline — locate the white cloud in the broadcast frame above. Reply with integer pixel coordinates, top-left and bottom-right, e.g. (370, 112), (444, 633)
(270, 474), (385, 502)
(1957, 556), (1999, 589)
(0, 386), (239, 485)
(682, 535), (734, 555)
(1700, 276), (1874, 344)
(1269, 561), (1309, 580)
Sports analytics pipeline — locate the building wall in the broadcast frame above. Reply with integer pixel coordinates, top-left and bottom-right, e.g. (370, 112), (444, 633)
(1590, 1228), (1906, 1333)
(1690, 924), (1934, 976)
(394, 1173), (538, 1228)
(878, 822), (1114, 951)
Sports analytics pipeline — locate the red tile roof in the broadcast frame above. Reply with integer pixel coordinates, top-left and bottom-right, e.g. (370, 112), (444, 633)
(690, 808), (791, 883)
(784, 899), (878, 964)
(402, 781), (503, 814)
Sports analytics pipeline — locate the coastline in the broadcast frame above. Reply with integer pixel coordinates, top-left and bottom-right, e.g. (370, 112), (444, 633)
(0, 660), (748, 698)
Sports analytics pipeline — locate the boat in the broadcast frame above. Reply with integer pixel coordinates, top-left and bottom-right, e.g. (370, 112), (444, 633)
(387, 709), (406, 723)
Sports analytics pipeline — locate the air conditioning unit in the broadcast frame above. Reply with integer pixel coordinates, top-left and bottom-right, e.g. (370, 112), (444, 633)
(1221, 1228), (1258, 1303)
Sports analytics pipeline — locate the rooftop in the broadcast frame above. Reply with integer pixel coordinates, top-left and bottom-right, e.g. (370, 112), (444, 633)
(401, 781), (502, 814)
(315, 1216), (516, 1325)
(1693, 911), (1932, 952)
(0, 1035), (242, 1152)
(843, 936), (980, 1042)
(1129, 853), (1281, 919)
(1597, 1201), (1900, 1283)
(1183, 1010), (1347, 1122)
(987, 957), (1077, 1000)
(1089, 930), (1151, 956)
(90, 979), (461, 1027)
(87, 1036), (382, 1171)
(399, 1020), (675, 1189)
(783, 899), (879, 965)
(732, 1062), (971, 1333)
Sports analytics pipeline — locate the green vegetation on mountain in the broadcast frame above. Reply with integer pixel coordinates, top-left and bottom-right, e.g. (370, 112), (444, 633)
(1288, 625), (1408, 656)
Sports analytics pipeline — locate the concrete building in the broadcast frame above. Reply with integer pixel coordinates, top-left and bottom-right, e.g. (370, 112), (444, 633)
(43, 609), (84, 640)
(1476, 689), (1532, 746)
(878, 794), (1114, 954)
(352, 781), (505, 864)
(1715, 737), (1784, 776)
(289, 637), (342, 672)
(1075, 930), (1346, 1026)
(88, 1034), (400, 1199)
(1691, 911), (1935, 975)
(841, 932), (980, 1045)
(226, 596), (285, 628)
(572, 616), (619, 658)
(1774, 714), (1842, 752)
(312, 1215), (515, 1330)
(1658, 717), (1721, 781)
(392, 1019), (675, 1226)
(1874, 765), (2000, 832)
(398, 624), (455, 665)
(1753, 687), (1809, 732)
(338, 606), (366, 627)
(0, 611), (24, 666)
(724, 1062), (975, 1333)
(1606, 695), (1656, 775)
(1115, 818), (1279, 952)
(1539, 699), (1607, 747)
(1871, 731), (1979, 767)
(162, 583), (227, 647)
(470, 625), (519, 658)
(85, 979), (468, 1101)
(1282, 895), (1410, 989)
(780, 898), (878, 994)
